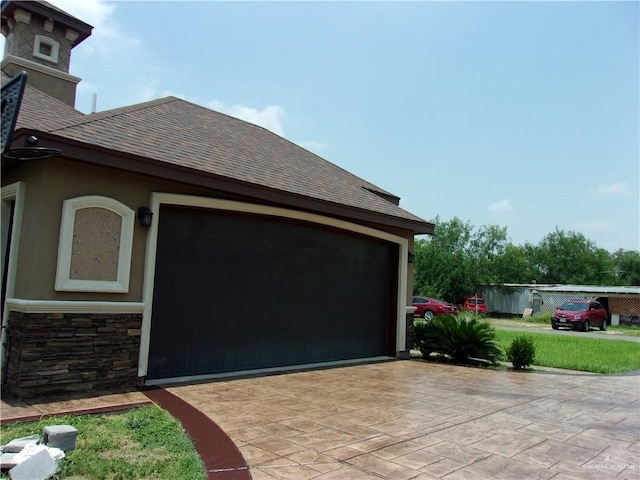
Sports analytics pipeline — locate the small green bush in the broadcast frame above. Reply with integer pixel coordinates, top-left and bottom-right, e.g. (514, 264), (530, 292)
(506, 335), (536, 370)
(524, 313), (552, 325)
(414, 312), (503, 365)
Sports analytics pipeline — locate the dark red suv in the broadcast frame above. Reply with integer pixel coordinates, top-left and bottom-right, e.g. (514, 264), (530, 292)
(412, 296), (458, 320)
(551, 300), (608, 332)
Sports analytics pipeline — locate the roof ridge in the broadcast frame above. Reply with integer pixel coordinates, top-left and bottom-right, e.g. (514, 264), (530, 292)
(74, 94), (397, 197)
(51, 96), (180, 132)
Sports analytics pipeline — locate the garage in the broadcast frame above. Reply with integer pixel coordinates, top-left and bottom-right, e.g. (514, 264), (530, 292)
(146, 204), (398, 381)
(2, 0), (433, 397)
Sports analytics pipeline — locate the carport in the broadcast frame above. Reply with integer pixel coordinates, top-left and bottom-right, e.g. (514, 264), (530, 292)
(536, 285), (640, 326)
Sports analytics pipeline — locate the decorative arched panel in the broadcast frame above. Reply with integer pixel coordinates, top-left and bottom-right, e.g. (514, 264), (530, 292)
(55, 196), (134, 293)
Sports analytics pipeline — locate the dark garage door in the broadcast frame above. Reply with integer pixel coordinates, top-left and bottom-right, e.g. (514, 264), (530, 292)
(147, 205), (398, 381)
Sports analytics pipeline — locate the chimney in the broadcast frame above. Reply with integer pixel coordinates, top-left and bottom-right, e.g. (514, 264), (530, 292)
(1, 0), (93, 107)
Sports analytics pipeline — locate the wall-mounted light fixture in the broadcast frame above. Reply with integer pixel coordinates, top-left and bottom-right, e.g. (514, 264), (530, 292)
(137, 207), (153, 227)
(408, 252), (414, 264)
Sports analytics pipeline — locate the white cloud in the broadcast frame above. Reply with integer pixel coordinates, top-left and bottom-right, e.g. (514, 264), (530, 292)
(488, 199), (514, 213)
(595, 181), (632, 196)
(53, 0), (139, 56)
(130, 82), (168, 104)
(109, 87), (287, 137)
(230, 105), (286, 136)
(206, 101), (286, 135)
(52, 0), (114, 30)
(4, 0), (308, 143)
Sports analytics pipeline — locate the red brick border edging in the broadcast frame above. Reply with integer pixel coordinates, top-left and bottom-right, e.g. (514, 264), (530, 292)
(142, 387), (250, 480)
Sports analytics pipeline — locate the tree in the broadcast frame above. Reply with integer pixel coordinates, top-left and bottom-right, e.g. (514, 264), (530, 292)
(533, 229), (613, 284)
(413, 217), (476, 302)
(469, 224), (508, 285)
(491, 244), (536, 284)
(413, 220), (637, 301)
(414, 218), (520, 300)
(612, 249), (640, 285)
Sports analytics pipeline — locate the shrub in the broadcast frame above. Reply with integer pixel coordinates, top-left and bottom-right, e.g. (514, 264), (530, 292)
(414, 312), (503, 365)
(524, 313), (552, 325)
(506, 335), (536, 370)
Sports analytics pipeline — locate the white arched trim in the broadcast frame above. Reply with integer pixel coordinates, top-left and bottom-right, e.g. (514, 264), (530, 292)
(55, 196), (135, 293)
(138, 193), (410, 377)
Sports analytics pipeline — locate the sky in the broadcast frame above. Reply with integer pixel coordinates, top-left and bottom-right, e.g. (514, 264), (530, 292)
(3, 0), (638, 252)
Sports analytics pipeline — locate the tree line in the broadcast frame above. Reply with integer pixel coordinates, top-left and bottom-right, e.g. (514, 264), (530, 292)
(413, 216), (640, 303)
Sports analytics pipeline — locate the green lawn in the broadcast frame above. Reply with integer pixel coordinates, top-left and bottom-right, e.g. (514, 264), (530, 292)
(488, 316), (640, 337)
(0, 405), (205, 480)
(494, 329), (640, 374)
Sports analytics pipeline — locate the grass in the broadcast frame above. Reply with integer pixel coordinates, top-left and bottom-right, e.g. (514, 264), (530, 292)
(494, 329), (640, 374)
(488, 315), (640, 337)
(0, 405), (205, 480)
(609, 325), (640, 337)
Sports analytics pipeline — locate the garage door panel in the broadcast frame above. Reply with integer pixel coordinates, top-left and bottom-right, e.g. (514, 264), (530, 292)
(149, 332), (387, 378)
(147, 205), (397, 380)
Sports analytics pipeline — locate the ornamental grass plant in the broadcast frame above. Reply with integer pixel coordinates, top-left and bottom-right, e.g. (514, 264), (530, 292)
(414, 312), (503, 365)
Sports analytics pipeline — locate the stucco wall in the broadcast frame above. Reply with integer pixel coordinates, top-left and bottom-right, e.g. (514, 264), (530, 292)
(5, 160), (145, 301)
(2, 156), (417, 303)
(2, 155), (419, 394)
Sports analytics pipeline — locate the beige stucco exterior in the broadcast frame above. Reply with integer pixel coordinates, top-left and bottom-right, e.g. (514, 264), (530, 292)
(2, 156), (418, 303)
(2, 147), (421, 398)
(4, 158), (214, 301)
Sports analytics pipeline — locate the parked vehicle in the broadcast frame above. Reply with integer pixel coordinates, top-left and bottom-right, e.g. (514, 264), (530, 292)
(462, 296), (488, 315)
(551, 300), (608, 332)
(412, 296), (458, 320)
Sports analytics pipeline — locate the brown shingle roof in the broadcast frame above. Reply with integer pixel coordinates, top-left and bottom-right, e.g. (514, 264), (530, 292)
(6, 72), (431, 230)
(12, 80), (86, 131)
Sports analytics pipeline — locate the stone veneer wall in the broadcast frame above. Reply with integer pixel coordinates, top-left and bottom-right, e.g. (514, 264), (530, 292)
(405, 312), (415, 356)
(4, 311), (142, 399)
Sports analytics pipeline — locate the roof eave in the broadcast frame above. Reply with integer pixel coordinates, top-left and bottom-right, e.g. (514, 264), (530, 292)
(5, 130), (434, 235)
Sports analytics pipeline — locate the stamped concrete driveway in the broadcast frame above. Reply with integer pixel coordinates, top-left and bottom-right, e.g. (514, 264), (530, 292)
(166, 361), (640, 480)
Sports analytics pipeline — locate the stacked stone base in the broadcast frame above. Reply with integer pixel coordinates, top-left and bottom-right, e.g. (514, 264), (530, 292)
(4, 311), (142, 399)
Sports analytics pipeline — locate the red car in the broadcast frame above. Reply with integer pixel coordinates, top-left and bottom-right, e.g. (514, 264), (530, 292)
(462, 296), (488, 314)
(551, 300), (608, 332)
(412, 296), (458, 320)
